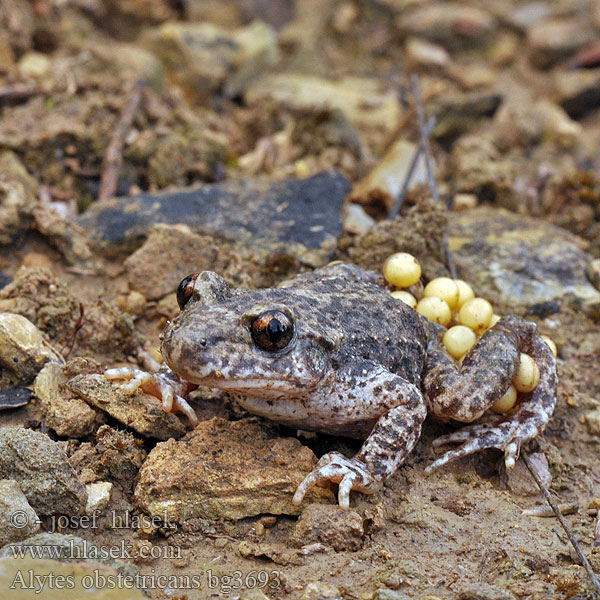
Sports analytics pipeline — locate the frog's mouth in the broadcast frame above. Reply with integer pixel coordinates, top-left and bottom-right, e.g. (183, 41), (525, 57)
(174, 369), (324, 397)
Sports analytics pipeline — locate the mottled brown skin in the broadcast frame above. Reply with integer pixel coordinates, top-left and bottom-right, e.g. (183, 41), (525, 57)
(108, 264), (557, 508)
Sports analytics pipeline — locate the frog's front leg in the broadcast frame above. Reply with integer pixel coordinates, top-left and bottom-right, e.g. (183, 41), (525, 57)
(423, 316), (557, 472)
(104, 365), (200, 425)
(293, 364), (427, 509)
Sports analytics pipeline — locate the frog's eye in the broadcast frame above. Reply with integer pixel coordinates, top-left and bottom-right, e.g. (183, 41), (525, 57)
(251, 310), (295, 352)
(176, 273), (199, 310)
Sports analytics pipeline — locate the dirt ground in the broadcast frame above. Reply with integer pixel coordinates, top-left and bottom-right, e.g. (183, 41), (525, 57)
(2, 1), (600, 599)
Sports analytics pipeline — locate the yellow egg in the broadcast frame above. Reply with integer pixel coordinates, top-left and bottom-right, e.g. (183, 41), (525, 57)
(513, 353), (540, 393)
(443, 325), (477, 359)
(424, 277), (460, 310)
(416, 296), (452, 326)
(383, 253), (422, 288)
(454, 279), (475, 308)
(491, 384), (518, 414)
(541, 335), (557, 357)
(458, 298), (493, 333)
(390, 290), (417, 309)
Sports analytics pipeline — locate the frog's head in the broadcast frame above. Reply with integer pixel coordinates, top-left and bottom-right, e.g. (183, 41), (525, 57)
(160, 272), (339, 397)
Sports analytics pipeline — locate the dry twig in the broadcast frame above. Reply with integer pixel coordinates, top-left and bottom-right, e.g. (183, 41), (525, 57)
(523, 451), (600, 594)
(98, 79), (145, 202)
(388, 114), (436, 220)
(406, 75), (456, 278)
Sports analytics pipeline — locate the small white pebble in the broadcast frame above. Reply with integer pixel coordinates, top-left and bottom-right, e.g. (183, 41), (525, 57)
(416, 296), (452, 326)
(390, 290), (417, 309)
(424, 277), (460, 310)
(443, 325), (477, 359)
(513, 353), (540, 393)
(383, 253), (422, 288)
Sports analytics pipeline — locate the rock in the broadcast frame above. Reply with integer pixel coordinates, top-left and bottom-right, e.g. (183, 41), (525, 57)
(584, 409), (600, 435)
(343, 203), (375, 235)
(69, 426), (146, 490)
(0, 151), (38, 245)
(0, 480), (39, 545)
(493, 98), (582, 150)
(0, 555), (145, 598)
(373, 590), (412, 600)
(453, 193), (478, 211)
(17, 51), (51, 78)
(0, 271), (10, 290)
(124, 225), (222, 300)
(240, 590), (273, 600)
(245, 74), (401, 145)
(0, 313), (62, 384)
(134, 418), (334, 521)
(405, 37), (451, 70)
(450, 134), (515, 206)
(349, 139), (427, 213)
(555, 68), (600, 119)
(429, 91), (502, 141)
(500, 452), (550, 496)
(0, 387), (32, 410)
(31, 202), (94, 265)
(143, 21), (279, 100)
(349, 199), (449, 280)
(0, 0), (34, 56)
(184, 0), (294, 29)
(77, 172), (349, 268)
(0, 267), (80, 341)
(587, 258), (600, 290)
(0, 532), (140, 578)
(115, 290), (147, 316)
(528, 19), (596, 69)
(507, 2), (552, 31)
(85, 481), (113, 514)
(448, 208), (600, 317)
(292, 504), (364, 551)
(68, 374), (186, 440)
(301, 582), (343, 600)
(34, 362), (100, 438)
(397, 4), (496, 50)
(0, 428), (87, 515)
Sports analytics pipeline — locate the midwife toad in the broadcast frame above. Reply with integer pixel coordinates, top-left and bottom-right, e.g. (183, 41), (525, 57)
(107, 263), (557, 508)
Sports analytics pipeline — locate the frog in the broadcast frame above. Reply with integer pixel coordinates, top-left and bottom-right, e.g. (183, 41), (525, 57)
(106, 263), (557, 509)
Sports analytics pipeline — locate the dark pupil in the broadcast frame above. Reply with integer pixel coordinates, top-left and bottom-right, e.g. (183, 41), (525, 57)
(251, 310), (294, 351)
(267, 318), (285, 341)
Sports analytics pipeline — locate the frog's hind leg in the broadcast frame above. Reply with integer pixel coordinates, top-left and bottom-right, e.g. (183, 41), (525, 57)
(423, 316), (557, 472)
(293, 365), (427, 509)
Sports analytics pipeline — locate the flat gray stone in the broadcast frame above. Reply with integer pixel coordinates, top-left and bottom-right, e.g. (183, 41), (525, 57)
(76, 171), (349, 267)
(0, 480), (39, 545)
(0, 428), (87, 515)
(449, 207), (600, 317)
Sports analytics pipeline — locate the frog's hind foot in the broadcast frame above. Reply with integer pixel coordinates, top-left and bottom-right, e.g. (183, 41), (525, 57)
(426, 330), (557, 474)
(426, 419), (522, 473)
(104, 366), (199, 425)
(292, 451), (381, 510)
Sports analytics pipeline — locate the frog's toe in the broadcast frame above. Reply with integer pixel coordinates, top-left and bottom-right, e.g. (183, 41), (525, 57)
(104, 367), (151, 393)
(172, 395), (199, 426)
(426, 421), (520, 473)
(292, 452), (379, 509)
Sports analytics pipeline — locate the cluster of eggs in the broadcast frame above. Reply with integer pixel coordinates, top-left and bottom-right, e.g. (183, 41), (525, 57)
(382, 252), (557, 414)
